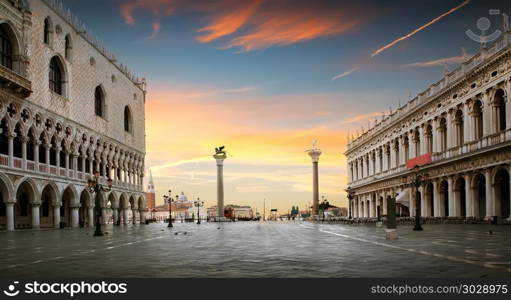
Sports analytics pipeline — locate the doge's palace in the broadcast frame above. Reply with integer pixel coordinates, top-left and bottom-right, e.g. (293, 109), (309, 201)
(0, 0), (147, 231)
(346, 28), (511, 223)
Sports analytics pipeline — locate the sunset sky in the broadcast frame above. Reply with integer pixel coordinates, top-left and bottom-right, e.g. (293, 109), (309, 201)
(65, 0), (510, 214)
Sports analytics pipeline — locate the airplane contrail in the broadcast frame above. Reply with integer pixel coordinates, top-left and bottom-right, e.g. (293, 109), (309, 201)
(371, 0), (471, 58)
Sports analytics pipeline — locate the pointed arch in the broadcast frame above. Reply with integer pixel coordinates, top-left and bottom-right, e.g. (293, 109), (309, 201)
(94, 85), (106, 118)
(49, 55), (67, 96)
(124, 106), (132, 133)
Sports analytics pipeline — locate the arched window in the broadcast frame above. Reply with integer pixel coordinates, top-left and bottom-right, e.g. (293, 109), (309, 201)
(49, 56), (63, 95)
(124, 106), (132, 133)
(94, 86), (104, 117)
(414, 129), (420, 156)
(494, 89), (506, 132)
(65, 34), (72, 60)
(439, 118), (447, 151)
(425, 125), (433, 153)
(44, 18), (52, 45)
(0, 26), (13, 69)
(472, 100), (483, 140)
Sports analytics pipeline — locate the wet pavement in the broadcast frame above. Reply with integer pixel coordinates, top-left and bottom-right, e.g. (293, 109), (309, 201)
(0, 221), (510, 278)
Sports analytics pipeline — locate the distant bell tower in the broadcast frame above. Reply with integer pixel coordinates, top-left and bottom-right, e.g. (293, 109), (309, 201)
(146, 169), (156, 210)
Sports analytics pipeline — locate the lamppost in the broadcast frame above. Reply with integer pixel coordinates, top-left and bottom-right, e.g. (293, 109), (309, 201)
(194, 197), (204, 224)
(86, 171), (113, 237)
(346, 188), (353, 219)
(163, 190), (173, 228)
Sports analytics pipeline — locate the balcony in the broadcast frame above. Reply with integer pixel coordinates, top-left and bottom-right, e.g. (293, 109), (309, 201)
(349, 129), (511, 188)
(0, 64), (31, 98)
(0, 157), (142, 192)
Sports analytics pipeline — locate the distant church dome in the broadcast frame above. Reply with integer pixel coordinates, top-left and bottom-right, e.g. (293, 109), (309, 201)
(177, 192), (188, 203)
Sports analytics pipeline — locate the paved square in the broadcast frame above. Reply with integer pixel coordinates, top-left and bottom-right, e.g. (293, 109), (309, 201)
(1, 222), (510, 277)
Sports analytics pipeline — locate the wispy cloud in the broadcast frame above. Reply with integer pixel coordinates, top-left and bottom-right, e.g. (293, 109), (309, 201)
(401, 48), (470, 68)
(120, 0), (177, 38)
(196, 0), (263, 43)
(331, 67), (359, 81)
(120, 0), (364, 50)
(370, 0), (470, 57)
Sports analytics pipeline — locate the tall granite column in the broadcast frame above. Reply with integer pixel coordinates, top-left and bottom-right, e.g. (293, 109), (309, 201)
(307, 144), (322, 217)
(213, 150), (227, 221)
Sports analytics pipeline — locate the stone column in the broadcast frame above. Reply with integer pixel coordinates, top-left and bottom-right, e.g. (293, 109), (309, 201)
(64, 151), (69, 173)
(55, 146), (61, 174)
(213, 151), (227, 220)
(53, 205), (60, 228)
(447, 176), (454, 217)
(132, 209), (137, 224)
(484, 168), (493, 218)
(21, 136), (28, 170)
(446, 111), (453, 149)
(369, 196), (374, 218)
(6, 201), (14, 231)
(419, 185), (426, 217)
(382, 191), (388, 215)
(409, 186), (415, 217)
(463, 104), (472, 143)
(123, 208), (128, 224)
(31, 204), (40, 229)
(34, 141), (40, 170)
(71, 207), (79, 227)
(307, 147), (321, 216)
(45, 144), (50, 167)
(112, 207), (119, 224)
(101, 208), (107, 225)
(482, 92), (492, 136)
(464, 174), (473, 217)
(7, 133), (14, 167)
(433, 180), (441, 217)
(140, 209), (146, 224)
(88, 206), (94, 227)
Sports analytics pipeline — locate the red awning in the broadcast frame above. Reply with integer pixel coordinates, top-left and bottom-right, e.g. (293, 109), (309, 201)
(406, 153), (432, 169)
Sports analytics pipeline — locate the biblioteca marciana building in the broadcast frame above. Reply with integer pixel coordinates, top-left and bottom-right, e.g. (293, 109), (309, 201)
(0, 0), (147, 231)
(346, 29), (511, 223)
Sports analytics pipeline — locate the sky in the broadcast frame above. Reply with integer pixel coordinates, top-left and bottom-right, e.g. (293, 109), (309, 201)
(64, 0), (511, 215)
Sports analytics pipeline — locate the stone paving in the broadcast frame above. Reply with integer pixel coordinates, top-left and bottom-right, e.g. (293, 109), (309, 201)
(0, 221), (510, 278)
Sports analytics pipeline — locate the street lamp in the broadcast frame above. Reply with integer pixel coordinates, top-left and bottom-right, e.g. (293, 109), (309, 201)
(86, 170), (113, 237)
(163, 190), (173, 228)
(346, 188), (354, 219)
(194, 197), (204, 224)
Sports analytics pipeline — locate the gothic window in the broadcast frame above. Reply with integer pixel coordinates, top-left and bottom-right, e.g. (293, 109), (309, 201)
(124, 106), (132, 133)
(44, 17), (52, 45)
(94, 86), (104, 117)
(0, 26), (13, 69)
(65, 34), (72, 60)
(49, 56), (64, 95)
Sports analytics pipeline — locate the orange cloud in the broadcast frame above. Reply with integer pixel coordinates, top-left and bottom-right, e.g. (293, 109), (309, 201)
(120, 0), (364, 50)
(120, 0), (177, 37)
(196, 0), (263, 43)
